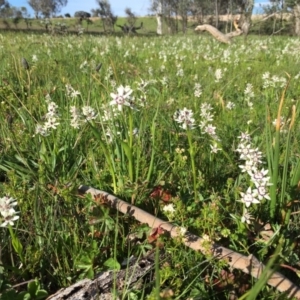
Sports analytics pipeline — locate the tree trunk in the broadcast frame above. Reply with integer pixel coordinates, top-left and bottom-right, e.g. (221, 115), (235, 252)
(156, 1), (163, 35)
(156, 14), (163, 34)
(175, 6), (178, 33)
(182, 17), (187, 33)
(238, 0), (254, 37)
(101, 17), (106, 32)
(215, 0), (219, 28)
(294, 4), (300, 36)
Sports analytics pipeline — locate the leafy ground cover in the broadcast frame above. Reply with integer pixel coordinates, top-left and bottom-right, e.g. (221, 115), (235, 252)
(0, 31), (300, 299)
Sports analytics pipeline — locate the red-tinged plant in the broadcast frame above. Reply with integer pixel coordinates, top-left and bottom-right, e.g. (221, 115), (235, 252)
(150, 185), (172, 203)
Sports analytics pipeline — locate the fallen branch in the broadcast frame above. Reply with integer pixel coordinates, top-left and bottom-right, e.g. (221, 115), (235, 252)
(195, 23), (243, 44)
(76, 185), (300, 299)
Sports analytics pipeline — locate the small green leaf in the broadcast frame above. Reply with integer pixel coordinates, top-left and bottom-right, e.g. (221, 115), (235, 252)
(18, 291), (31, 300)
(104, 258), (120, 270)
(121, 141), (132, 161)
(27, 280), (38, 297)
(9, 229), (23, 258)
(35, 290), (48, 299)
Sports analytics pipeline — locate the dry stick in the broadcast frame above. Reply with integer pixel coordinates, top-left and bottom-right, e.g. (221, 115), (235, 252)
(78, 185), (300, 299)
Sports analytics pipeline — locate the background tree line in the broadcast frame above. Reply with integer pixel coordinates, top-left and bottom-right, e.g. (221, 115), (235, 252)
(0, 0), (300, 35)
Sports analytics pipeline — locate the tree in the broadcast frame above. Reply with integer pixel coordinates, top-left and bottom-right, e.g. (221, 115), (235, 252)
(124, 7), (136, 27)
(27, 0), (40, 18)
(28, 0), (67, 18)
(150, 0), (178, 34)
(74, 11), (91, 26)
(150, 0), (218, 34)
(74, 11), (91, 18)
(0, 3), (29, 26)
(95, 0), (117, 32)
(193, 0), (255, 43)
(150, 0), (255, 35)
(188, 0), (215, 25)
(155, 1), (163, 34)
(277, 0), (300, 35)
(265, 0), (300, 35)
(178, 0), (193, 33)
(150, 0), (163, 34)
(116, 8), (143, 34)
(259, 0), (286, 34)
(0, 0), (10, 18)
(20, 7), (31, 28)
(235, 0), (254, 36)
(0, 0), (6, 7)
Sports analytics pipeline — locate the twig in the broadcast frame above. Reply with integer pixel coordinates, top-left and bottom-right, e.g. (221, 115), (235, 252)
(270, 27), (285, 36)
(11, 279), (36, 289)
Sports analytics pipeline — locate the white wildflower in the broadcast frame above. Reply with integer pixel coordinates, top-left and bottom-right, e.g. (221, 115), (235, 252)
(44, 117), (60, 130)
(210, 143), (221, 154)
(244, 83), (254, 99)
(32, 54), (38, 62)
(204, 124), (216, 136)
(177, 227), (187, 236)
(35, 124), (48, 136)
(110, 85), (133, 111)
(241, 210), (253, 224)
(240, 187), (260, 207)
(163, 203), (175, 214)
(45, 102), (58, 118)
(194, 83), (202, 98)
(82, 106), (97, 121)
(0, 196), (19, 227)
(215, 69), (223, 82)
(174, 108), (196, 130)
(226, 101), (235, 110)
(238, 132), (251, 143)
(250, 168), (270, 187)
(66, 84), (80, 99)
(70, 106), (81, 129)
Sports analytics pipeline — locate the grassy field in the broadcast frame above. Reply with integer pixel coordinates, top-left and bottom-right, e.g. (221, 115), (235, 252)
(0, 16), (164, 35)
(0, 15), (292, 36)
(0, 30), (300, 299)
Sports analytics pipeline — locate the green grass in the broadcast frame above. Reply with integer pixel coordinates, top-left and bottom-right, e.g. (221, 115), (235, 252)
(0, 15), (293, 37)
(0, 31), (300, 299)
(0, 16), (167, 35)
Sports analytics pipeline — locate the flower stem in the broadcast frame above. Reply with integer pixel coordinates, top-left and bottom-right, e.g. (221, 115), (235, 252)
(187, 130), (197, 200)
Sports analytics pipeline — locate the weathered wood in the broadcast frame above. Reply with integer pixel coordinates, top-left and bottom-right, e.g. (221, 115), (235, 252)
(195, 24), (232, 44)
(194, 23), (243, 44)
(47, 254), (156, 300)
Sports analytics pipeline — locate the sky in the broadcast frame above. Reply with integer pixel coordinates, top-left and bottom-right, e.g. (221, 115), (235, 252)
(7, 0), (270, 17)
